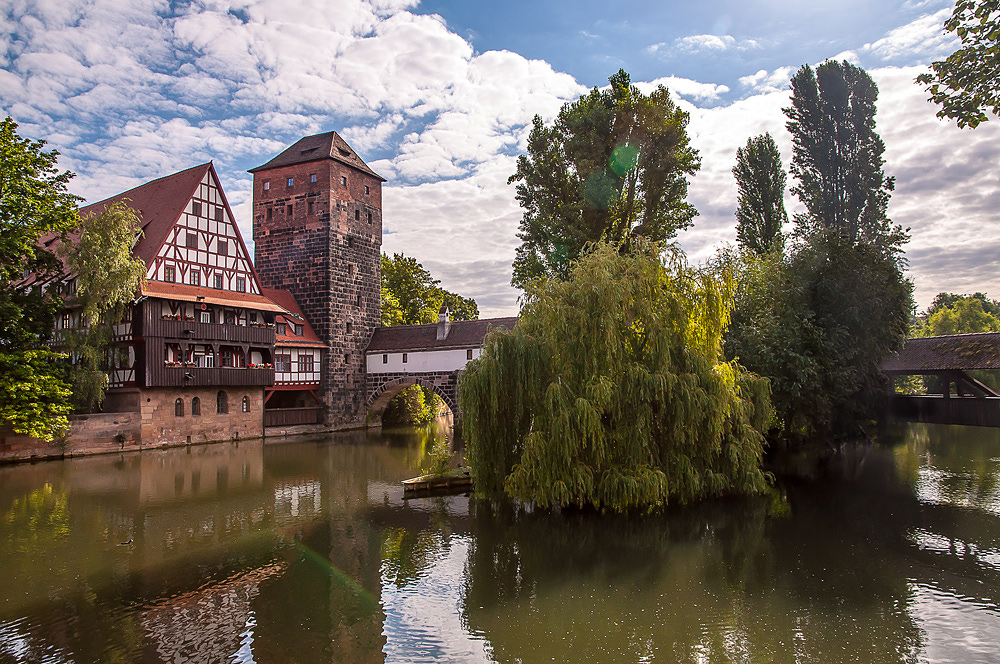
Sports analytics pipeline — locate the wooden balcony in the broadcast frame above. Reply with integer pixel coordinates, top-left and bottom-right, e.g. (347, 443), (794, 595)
(143, 317), (275, 345)
(264, 407), (324, 427)
(146, 365), (275, 388)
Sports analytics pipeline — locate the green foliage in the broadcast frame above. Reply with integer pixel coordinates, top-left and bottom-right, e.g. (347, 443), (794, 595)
(925, 291), (1000, 319)
(785, 61), (906, 253)
(733, 133), (787, 256)
(0, 350), (72, 441)
(56, 201), (146, 411)
(461, 241), (772, 512)
(381, 252), (478, 325)
(382, 385), (435, 425)
(509, 69), (700, 290)
(723, 231), (913, 439)
(917, 0), (1000, 128)
(918, 295), (1000, 336)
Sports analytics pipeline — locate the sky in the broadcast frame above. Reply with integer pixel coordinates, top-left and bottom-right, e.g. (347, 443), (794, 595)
(2, 0), (998, 317)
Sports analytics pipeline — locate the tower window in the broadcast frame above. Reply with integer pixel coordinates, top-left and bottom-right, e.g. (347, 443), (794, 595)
(341, 176), (347, 186)
(263, 180), (270, 191)
(346, 236), (353, 248)
(310, 173), (317, 183)
(365, 185), (370, 195)
(286, 205), (292, 216)
(308, 201), (315, 215)
(266, 206), (273, 221)
(287, 177), (294, 187)
(354, 209), (360, 221)
(346, 322), (352, 334)
(367, 211), (372, 224)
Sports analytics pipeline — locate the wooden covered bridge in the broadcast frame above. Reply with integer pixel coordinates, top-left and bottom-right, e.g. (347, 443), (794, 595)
(880, 332), (1000, 427)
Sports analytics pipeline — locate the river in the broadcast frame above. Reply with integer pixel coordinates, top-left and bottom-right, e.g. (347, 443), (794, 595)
(0, 421), (998, 663)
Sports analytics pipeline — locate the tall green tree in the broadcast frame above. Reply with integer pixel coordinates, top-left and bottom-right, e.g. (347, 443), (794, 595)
(785, 61), (905, 253)
(733, 133), (787, 255)
(0, 117), (79, 440)
(916, 0), (1000, 128)
(925, 291), (1000, 319)
(509, 69), (700, 289)
(461, 241), (771, 512)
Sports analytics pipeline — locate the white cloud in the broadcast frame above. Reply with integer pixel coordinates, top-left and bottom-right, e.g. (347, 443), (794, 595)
(642, 76), (730, 102)
(861, 9), (956, 62)
(738, 67), (796, 94)
(648, 34), (759, 57)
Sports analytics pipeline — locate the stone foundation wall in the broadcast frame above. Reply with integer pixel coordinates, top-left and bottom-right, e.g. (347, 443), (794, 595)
(0, 411), (140, 462)
(139, 387), (265, 447)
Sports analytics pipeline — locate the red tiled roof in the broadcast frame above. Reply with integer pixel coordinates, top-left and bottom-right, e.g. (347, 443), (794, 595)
(248, 131), (385, 181)
(366, 317), (519, 353)
(880, 332), (1000, 372)
(78, 163), (210, 268)
(263, 288), (325, 347)
(143, 281), (286, 313)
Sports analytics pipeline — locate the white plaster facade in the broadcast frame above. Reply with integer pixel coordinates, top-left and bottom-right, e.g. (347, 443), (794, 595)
(366, 347), (481, 374)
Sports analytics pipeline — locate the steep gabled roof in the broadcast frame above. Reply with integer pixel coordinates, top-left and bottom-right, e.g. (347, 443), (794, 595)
(78, 163), (210, 268)
(367, 317), (519, 353)
(248, 131), (385, 181)
(880, 332), (1000, 372)
(263, 288), (325, 348)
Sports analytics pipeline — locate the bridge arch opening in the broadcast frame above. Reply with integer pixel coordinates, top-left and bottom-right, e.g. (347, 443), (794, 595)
(366, 377), (457, 427)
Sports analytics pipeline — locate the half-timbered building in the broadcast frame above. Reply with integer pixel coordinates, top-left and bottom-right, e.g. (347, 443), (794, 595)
(262, 288), (324, 428)
(81, 163), (283, 446)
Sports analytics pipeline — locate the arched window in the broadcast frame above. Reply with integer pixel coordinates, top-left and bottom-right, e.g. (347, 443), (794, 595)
(191, 396), (201, 416)
(174, 398), (184, 417)
(217, 390), (228, 414)
(242, 395), (250, 413)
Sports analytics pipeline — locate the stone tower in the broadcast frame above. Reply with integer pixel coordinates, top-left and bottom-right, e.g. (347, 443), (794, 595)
(249, 132), (384, 428)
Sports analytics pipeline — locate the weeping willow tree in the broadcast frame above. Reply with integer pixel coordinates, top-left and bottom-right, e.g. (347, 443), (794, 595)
(460, 241), (772, 512)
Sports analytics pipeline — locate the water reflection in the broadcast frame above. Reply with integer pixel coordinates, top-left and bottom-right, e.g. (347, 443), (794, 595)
(0, 423), (998, 662)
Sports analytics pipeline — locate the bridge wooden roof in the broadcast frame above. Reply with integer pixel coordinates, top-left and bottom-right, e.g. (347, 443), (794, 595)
(879, 332), (1000, 373)
(366, 317), (519, 353)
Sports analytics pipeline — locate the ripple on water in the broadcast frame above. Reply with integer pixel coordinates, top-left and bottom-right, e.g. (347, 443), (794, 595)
(909, 582), (1000, 664)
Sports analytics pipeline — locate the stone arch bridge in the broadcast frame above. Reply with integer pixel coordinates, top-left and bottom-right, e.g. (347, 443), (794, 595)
(364, 310), (517, 425)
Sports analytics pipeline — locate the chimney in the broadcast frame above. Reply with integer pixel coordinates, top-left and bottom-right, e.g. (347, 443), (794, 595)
(436, 305), (451, 340)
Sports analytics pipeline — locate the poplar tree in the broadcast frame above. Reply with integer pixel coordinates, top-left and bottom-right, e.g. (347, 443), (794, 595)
(733, 133), (787, 255)
(509, 69), (700, 290)
(785, 61), (905, 253)
(461, 241), (772, 512)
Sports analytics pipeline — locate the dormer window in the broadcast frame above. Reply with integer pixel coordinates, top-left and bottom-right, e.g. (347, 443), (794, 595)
(294, 324), (303, 336)
(276, 322), (286, 335)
